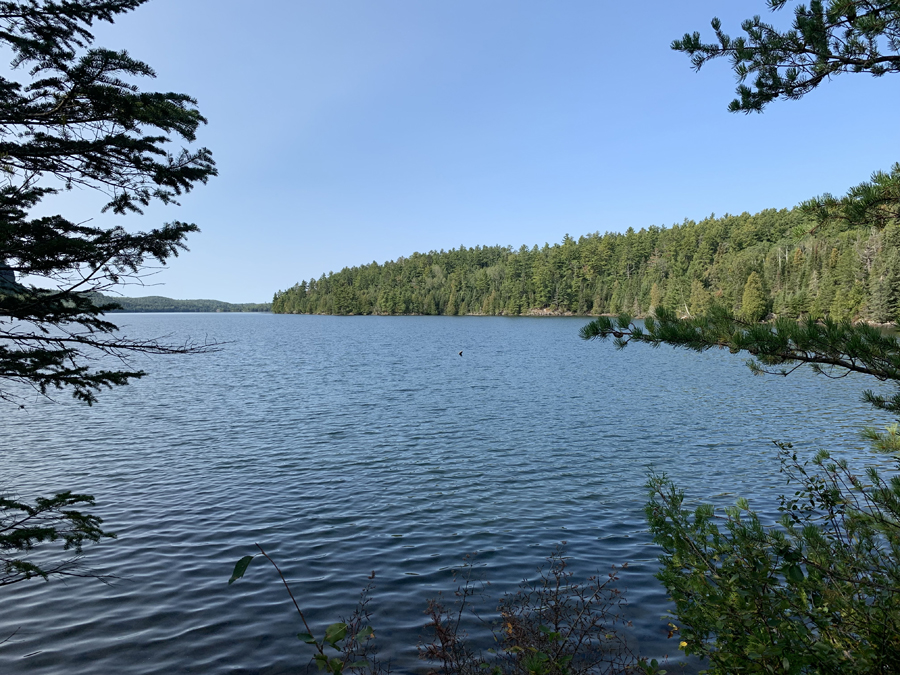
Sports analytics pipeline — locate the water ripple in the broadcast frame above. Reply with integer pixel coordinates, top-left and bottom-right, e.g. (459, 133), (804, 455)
(0, 314), (893, 674)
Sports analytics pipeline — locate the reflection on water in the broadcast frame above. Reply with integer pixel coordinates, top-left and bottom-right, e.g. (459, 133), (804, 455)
(0, 314), (893, 674)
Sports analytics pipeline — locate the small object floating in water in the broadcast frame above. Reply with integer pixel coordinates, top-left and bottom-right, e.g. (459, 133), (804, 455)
(458, 351), (463, 356)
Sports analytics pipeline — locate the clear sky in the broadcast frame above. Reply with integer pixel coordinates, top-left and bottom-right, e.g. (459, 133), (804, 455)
(48, 1), (900, 302)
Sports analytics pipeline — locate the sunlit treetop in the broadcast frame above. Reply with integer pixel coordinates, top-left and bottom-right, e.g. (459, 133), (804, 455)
(673, 0), (900, 112)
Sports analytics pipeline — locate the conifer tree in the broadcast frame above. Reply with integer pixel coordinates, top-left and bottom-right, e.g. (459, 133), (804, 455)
(581, 306), (900, 672)
(740, 271), (768, 321)
(688, 279), (712, 317)
(578, 2), (900, 670)
(869, 222), (900, 323)
(0, 0), (216, 406)
(672, 0), (900, 113)
(649, 282), (662, 315)
(0, 0), (215, 583)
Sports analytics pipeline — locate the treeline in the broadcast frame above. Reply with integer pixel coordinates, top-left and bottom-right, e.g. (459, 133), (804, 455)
(272, 208), (900, 324)
(95, 294), (271, 313)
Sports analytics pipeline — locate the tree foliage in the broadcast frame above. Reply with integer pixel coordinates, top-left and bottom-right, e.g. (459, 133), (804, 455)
(672, 0), (900, 112)
(647, 447), (900, 674)
(576, 4), (900, 670)
(740, 271), (768, 321)
(581, 308), (900, 671)
(0, 0), (214, 588)
(0, 0), (217, 407)
(802, 162), (900, 231)
(581, 307), (900, 411)
(90, 293), (270, 313)
(0, 491), (115, 586)
(274, 183), (899, 325)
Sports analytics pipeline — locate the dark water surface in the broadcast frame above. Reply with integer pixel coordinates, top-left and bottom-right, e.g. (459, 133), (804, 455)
(0, 314), (893, 674)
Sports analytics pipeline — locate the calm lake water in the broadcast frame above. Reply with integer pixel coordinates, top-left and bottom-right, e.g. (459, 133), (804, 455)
(0, 314), (894, 674)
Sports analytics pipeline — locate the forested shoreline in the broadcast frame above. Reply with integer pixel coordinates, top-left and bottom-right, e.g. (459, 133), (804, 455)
(94, 294), (271, 313)
(272, 207), (900, 324)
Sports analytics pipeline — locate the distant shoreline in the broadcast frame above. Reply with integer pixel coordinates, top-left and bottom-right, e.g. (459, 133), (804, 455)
(95, 293), (271, 313)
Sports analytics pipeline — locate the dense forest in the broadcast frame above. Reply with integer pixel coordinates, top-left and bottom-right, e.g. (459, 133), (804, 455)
(94, 294), (271, 313)
(272, 208), (900, 324)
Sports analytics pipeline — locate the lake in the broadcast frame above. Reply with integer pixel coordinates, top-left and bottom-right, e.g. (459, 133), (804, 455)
(0, 314), (893, 674)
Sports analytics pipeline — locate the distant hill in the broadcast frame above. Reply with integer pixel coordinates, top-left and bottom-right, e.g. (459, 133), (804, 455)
(95, 294), (271, 313)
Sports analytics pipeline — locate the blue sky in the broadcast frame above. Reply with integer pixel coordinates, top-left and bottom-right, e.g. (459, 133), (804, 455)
(61, 1), (900, 301)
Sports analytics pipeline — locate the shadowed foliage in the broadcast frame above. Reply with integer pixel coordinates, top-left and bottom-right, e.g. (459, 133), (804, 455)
(1, 0), (214, 590)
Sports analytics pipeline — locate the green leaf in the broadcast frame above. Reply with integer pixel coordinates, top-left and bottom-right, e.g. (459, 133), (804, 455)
(356, 626), (374, 642)
(228, 555), (254, 585)
(348, 661), (369, 669)
(324, 622), (348, 646)
(328, 657), (344, 674)
(537, 625), (562, 641)
(298, 632), (317, 644)
(786, 565), (804, 583)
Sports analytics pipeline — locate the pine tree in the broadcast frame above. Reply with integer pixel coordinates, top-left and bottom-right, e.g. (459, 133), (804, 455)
(875, 221), (900, 324)
(740, 271), (767, 322)
(649, 282), (662, 315)
(581, 307), (900, 672)
(0, 0), (217, 407)
(689, 279), (712, 317)
(580, 3), (900, 669)
(672, 1), (900, 113)
(0, 0), (215, 584)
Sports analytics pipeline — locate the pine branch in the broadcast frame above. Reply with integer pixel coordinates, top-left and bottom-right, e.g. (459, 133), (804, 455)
(580, 306), (900, 411)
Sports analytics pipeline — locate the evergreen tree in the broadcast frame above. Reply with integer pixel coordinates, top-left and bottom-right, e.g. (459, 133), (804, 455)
(272, 203), (896, 325)
(870, 222), (900, 323)
(740, 271), (767, 321)
(0, 0), (215, 583)
(0, 0), (216, 406)
(688, 279), (712, 317)
(672, 0), (900, 113)
(649, 282), (662, 315)
(581, 308), (900, 672)
(578, 2), (900, 669)
(803, 163), (900, 231)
